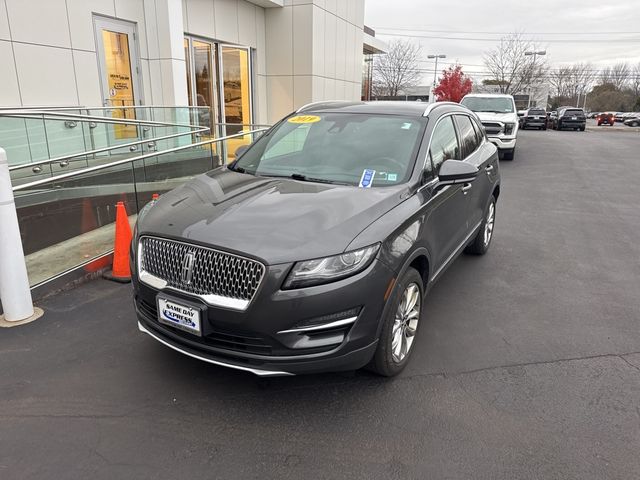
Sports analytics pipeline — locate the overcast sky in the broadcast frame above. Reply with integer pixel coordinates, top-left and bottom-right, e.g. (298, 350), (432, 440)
(364, 0), (640, 85)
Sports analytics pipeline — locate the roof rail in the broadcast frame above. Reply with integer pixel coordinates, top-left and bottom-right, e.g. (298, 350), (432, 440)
(296, 100), (360, 113)
(422, 101), (462, 117)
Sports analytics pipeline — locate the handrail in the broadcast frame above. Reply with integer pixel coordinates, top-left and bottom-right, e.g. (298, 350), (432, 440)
(0, 105), (210, 111)
(13, 128), (269, 192)
(8, 126), (211, 171)
(0, 110), (201, 129)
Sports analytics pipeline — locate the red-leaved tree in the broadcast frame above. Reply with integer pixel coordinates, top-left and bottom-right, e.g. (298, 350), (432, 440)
(433, 65), (473, 102)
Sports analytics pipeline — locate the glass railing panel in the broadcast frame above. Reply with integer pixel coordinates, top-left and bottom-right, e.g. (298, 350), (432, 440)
(42, 117), (90, 163)
(15, 162), (138, 287)
(133, 142), (217, 210)
(0, 117), (33, 166)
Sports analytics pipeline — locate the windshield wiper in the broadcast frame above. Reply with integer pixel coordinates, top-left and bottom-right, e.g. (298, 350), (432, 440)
(259, 173), (349, 185)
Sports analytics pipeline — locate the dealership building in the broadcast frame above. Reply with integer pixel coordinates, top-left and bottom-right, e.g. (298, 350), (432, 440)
(0, 0), (376, 127)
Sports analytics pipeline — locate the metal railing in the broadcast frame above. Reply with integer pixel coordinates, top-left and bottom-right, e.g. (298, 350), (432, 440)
(13, 128), (268, 193)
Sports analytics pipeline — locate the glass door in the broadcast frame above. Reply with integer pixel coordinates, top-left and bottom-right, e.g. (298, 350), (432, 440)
(185, 38), (220, 132)
(94, 16), (142, 144)
(220, 45), (253, 161)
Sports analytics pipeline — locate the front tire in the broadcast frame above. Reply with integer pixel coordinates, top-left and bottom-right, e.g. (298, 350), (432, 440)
(368, 268), (424, 377)
(465, 196), (497, 255)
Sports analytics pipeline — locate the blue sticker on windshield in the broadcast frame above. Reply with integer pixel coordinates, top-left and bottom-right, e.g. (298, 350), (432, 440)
(359, 169), (375, 188)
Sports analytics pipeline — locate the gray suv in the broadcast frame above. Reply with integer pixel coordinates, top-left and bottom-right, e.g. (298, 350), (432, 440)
(131, 101), (501, 377)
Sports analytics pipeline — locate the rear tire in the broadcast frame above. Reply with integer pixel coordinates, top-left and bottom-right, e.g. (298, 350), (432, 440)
(465, 196), (497, 255)
(580, 126), (586, 131)
(368, 268), (424, 377)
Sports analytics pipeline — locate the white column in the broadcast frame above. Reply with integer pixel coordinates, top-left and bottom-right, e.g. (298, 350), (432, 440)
(0, 148), (37, 322)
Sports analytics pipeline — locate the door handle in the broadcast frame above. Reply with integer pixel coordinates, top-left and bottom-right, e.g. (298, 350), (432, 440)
(485, 165), (494, 173)
(461, 183), (472, 195)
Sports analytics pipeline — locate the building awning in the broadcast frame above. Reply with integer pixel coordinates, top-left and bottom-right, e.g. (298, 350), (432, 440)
(363, 31), (387, 54)
(245, 0), (283, 7)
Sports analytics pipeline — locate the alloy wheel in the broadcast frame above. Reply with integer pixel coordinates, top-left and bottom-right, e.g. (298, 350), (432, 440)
(483, 201), (495, 247)
(391, 283), (421, 363)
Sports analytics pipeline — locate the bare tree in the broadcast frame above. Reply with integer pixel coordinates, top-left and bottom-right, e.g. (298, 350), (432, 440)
(548, 66), (571, 99)
(631, 63), (640, 97)
(600, 62), (630, 89)
(567, 63), (597, 101)
(483, 32), (548, 95)
(373, 39), (422, 97)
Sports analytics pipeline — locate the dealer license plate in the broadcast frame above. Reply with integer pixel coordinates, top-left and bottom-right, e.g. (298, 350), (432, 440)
(157, 297), (201, 336)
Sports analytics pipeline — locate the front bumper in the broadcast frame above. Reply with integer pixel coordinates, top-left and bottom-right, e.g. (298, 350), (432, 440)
(132, 254), (394, 376)
(487, 135), (517, 150)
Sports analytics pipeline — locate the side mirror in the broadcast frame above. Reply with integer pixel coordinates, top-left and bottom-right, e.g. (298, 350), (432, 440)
(438, 159), (479, 186)
(235, 144), (250, 159)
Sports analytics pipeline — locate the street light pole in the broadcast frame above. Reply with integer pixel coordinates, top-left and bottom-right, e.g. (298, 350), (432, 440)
(524, 50), (546, 108)
(427, 54), (446, 102)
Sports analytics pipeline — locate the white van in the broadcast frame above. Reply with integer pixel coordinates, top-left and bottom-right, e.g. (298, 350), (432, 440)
(460, 93), (519, 160)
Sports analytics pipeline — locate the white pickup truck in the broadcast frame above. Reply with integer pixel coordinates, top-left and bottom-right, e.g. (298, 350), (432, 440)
(460, 93), (519, 160)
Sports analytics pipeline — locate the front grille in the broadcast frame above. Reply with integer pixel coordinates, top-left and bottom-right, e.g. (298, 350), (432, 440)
(482, 121), (503, 135)
(140, 236), (265, 302)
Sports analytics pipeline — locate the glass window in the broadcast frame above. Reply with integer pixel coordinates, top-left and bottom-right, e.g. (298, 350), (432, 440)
(471, 117), (485, 145)
(454, 115), (480, 158)
(429, 117), (460, 173)
(184, 38), (192, 105)
(263, 125), (311, 159)
(192, 40), (215, 130)
(222, 47), (251, 136)
(461, 96), (515, 113)
(234, 113), (426, 187)
(101, 29), (136, 139)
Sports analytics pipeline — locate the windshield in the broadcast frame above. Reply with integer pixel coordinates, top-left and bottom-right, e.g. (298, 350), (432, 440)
(232, 113), (426, 187)
(461, 97), (515, 113)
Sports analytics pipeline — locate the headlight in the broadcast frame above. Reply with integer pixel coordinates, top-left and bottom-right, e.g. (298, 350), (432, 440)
(504, 123), (515, 135)
(283, 244), (380, 289)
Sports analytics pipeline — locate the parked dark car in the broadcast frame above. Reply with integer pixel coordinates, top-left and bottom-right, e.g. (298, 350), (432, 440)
(131, 101), (501, 377)
(596, 112), (615, 126)
(623, 115), (640, 127)
(552, 107), (586, 131)
(522, 107), (547, 130)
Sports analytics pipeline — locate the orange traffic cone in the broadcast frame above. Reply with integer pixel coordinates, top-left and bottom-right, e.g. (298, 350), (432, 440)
(103, 201), (132, 283)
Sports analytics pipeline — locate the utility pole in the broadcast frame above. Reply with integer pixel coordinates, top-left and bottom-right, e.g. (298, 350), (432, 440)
(524, 50), (546, 108)
(427, 54), (446, 102)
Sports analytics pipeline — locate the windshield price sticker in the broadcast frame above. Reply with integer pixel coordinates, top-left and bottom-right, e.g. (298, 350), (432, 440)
(359, 169), (376, 188)
(288, 115), (321, 124)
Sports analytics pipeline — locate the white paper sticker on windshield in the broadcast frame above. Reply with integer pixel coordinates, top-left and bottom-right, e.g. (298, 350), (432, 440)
(401, 123), (412, 130)
(359, 169), (375, 188)
(387, 173), (398, 181)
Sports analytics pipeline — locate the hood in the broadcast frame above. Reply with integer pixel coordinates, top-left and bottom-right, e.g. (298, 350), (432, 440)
(138, 168), (406, 264)
(473, 111), (518, 123)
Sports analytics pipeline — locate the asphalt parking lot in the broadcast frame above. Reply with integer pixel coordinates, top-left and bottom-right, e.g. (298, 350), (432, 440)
(2, 128), (640, 479)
